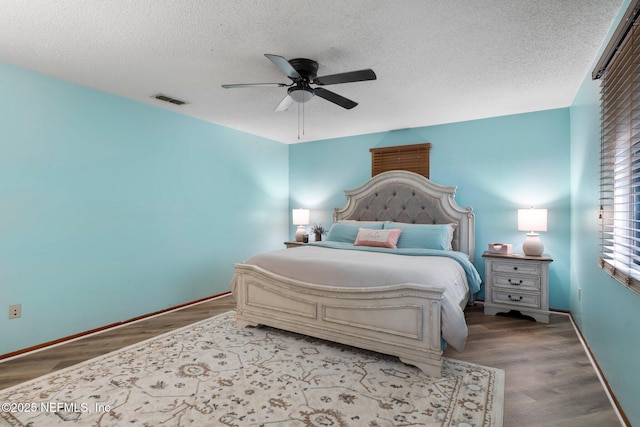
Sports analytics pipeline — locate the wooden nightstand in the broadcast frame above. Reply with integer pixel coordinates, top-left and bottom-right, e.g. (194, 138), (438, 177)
(482, 251), (553, 323)
(284, 241), (306, 248)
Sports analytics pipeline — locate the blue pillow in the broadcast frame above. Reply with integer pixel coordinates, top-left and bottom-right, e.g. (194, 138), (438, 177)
(384, 222), (455, 250)
(325, 221), (384, 243)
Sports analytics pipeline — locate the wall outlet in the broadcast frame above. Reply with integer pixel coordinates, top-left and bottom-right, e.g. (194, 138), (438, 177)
(9, 304), (21, 319)
(578, 288), (582, 301)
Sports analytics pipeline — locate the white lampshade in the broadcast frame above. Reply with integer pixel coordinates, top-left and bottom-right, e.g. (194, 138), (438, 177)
(518, 208), (547, 232)
(518, 208), (547, 256)
(292, 209), (310, 242)
(292, 209), (310, 226)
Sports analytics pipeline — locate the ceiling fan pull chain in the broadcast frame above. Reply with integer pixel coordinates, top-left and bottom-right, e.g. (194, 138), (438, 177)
(297, 96), (306, 140)
(297, 102), (301, 140)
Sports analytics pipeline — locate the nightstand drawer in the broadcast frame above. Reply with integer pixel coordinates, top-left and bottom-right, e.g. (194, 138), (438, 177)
(492, 261), (541, 276)
(492, 274), (541, 291)
(492, 290), (541, 309)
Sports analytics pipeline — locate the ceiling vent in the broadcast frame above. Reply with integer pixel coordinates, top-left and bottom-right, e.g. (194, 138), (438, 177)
(153, 94), (187, 105)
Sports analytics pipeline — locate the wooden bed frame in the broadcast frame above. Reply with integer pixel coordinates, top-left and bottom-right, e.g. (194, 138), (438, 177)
(233, 170), (475, 377)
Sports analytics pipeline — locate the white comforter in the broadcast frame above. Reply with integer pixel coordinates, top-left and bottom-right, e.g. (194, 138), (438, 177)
(231, 245), (472, 351)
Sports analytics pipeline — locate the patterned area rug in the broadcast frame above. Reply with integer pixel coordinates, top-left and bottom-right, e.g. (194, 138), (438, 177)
(0, 311), (503, 426)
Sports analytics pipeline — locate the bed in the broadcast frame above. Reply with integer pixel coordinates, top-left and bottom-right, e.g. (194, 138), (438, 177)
(231, 170), (479, 377)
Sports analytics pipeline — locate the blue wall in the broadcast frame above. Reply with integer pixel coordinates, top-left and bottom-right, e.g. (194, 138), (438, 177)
(290, 109), (572, 309)
(569, 0), (640, 422)
(0, 63), (289, 355)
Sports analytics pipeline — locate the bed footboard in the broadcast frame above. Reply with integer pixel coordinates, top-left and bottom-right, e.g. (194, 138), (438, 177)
(233, 263), (446, 377)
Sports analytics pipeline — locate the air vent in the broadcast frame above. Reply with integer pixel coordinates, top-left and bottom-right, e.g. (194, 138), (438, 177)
(153, 94), (187, 105)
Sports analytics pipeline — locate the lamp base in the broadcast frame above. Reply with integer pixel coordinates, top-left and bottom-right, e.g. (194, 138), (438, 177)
(295, 225), (307, 242)
(522, 233), (544, 256)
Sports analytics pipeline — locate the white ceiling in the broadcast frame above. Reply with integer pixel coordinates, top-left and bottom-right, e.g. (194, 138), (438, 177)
(0, 0), (623, 144)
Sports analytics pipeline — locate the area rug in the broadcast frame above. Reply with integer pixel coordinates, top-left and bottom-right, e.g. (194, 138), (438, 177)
(0, 311), (504, 426)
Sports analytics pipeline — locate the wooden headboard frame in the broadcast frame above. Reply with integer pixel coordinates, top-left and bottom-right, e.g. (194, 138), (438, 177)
(333, 170), (475, 261)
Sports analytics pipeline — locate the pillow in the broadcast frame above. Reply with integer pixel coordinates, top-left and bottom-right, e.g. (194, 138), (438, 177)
(354, 228), (403, 249)
(384, 222), (456, 250)
(325, 221), (384, 243)
(338, 220), (385, 225)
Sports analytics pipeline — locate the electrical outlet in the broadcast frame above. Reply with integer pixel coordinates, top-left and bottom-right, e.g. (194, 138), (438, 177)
(578, 288), (582, 301)
(9, 304), (21, 319)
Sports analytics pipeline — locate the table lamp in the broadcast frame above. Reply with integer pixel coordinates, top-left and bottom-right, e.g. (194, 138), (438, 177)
(292, 208), (310, 242)
(518, 208), (547, 256)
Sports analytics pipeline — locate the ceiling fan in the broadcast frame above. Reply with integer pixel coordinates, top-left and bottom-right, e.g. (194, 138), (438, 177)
(222, 54), (376, 111)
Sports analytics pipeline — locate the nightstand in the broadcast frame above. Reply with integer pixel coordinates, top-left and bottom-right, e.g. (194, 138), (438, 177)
(482, 251), (553, 323)
(284, 241), (306, 248)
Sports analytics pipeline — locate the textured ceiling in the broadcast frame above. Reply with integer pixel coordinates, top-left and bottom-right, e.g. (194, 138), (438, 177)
(0, 0), (623, 144)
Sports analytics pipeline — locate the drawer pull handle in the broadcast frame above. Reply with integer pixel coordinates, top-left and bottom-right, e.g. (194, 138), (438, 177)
(508, 295), (523, 302)
(508, 279), (523, 286)
(513, 266), (518, 271)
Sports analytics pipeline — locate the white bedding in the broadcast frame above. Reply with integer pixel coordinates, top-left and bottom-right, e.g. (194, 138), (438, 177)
(231, 245), (472, 351)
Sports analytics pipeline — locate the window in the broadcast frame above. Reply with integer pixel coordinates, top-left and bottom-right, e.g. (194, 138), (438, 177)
(595, 0), (640, 295)
(370, 143), (431, 178)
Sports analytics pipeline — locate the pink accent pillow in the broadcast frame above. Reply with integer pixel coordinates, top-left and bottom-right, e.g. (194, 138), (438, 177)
(354, 228), (402, 249)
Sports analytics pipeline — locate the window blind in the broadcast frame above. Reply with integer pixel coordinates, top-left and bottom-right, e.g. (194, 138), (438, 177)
(597, 3), (640, 295)
(370, 143), (431, 178)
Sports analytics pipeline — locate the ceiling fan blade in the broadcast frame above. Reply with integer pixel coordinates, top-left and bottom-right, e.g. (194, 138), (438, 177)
(221, 83), (288, 89)
(313, 69), (376, 85)
(313, 87), (358, 109)
(274, 94), (294, 112)
(265, 54), (301, 80)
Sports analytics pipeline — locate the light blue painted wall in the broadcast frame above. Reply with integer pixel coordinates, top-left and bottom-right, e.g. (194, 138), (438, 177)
(0, 62), (289, 355)
(569, 0), (640, 422)
(290, 109), (571, 309)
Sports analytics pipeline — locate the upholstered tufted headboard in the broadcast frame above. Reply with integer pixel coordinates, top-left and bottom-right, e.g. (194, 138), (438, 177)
(333, 170), (475, 261)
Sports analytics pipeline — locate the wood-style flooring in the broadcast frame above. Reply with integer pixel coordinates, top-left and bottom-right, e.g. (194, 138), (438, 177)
(444, 305), (623, 427)
(0, 294), (623, 426)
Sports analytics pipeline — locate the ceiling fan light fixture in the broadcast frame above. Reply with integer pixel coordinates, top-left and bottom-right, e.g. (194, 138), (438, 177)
(288, 86), (314, 103)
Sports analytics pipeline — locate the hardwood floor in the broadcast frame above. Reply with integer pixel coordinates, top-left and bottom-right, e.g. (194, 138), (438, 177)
(0, 295), (235, 389)
(444, 305), (623, 427)
(0, 294), (623, 426)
